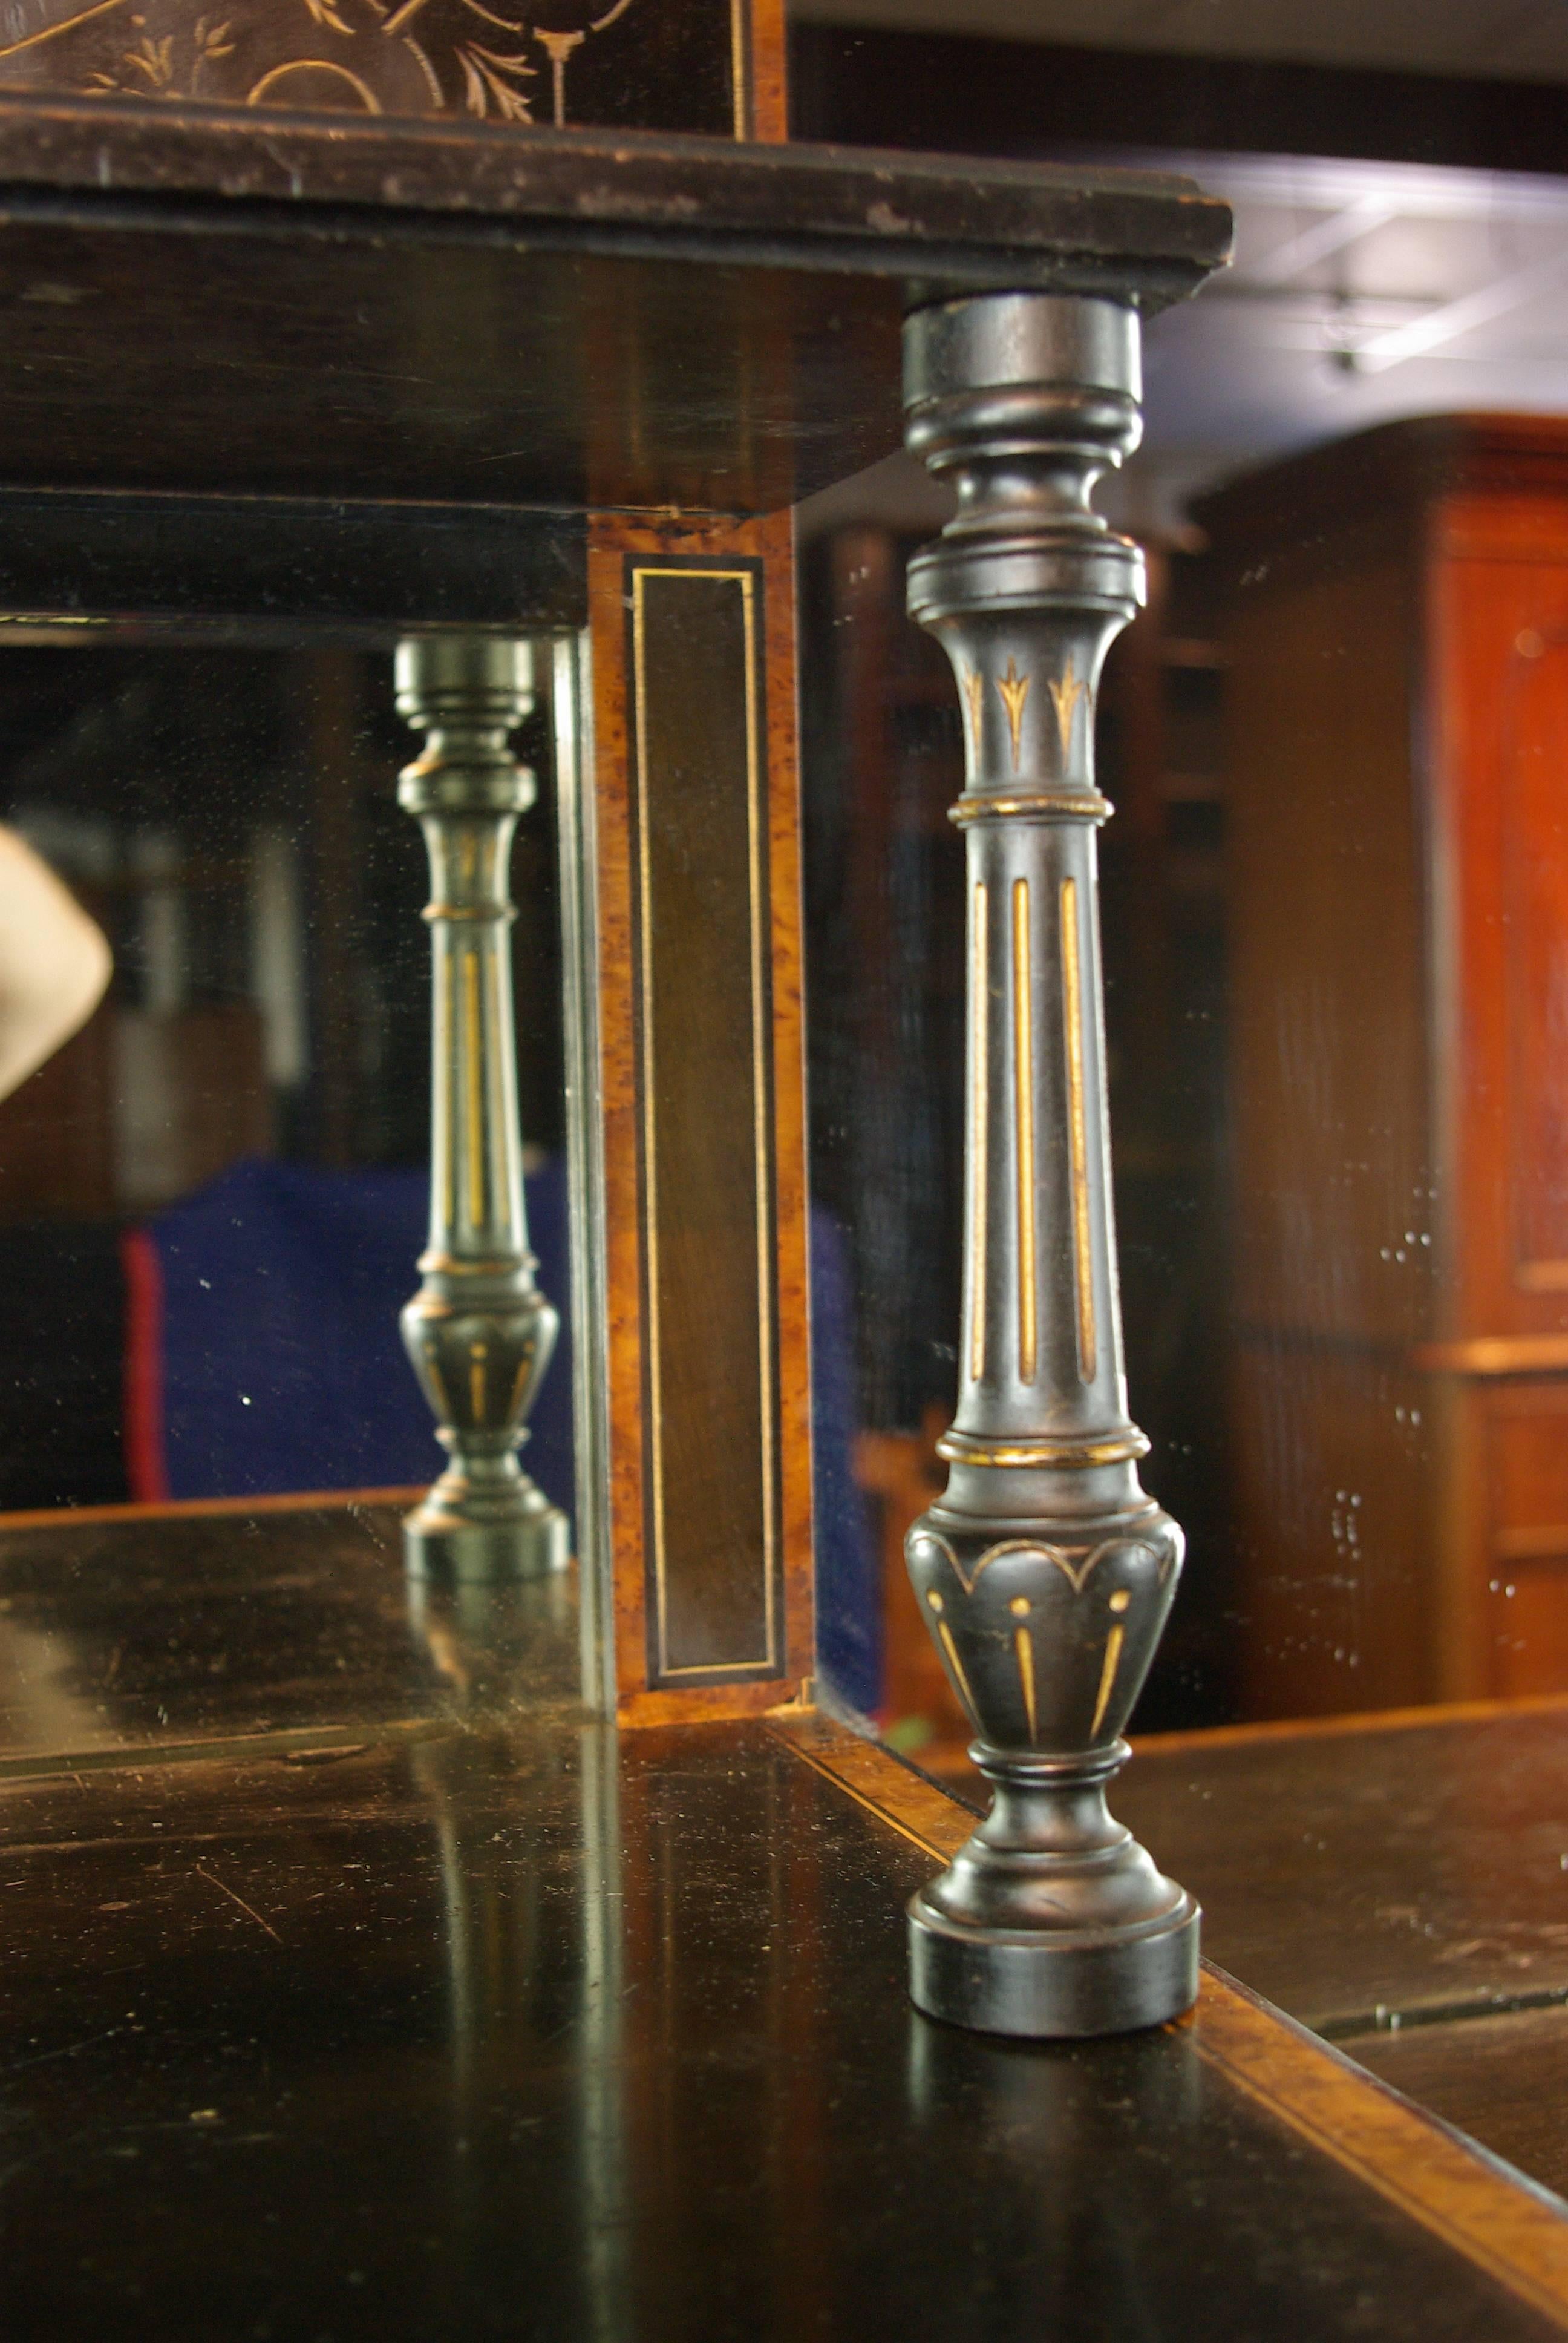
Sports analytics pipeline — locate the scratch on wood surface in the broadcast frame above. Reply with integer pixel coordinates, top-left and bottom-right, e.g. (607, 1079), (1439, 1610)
(194, 1863), (282, 1944)
(0, 2028), (121, 2078)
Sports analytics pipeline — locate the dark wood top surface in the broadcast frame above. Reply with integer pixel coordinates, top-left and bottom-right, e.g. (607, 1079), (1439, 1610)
(0, 1494), (577, 1763)
(1347, 2003), (1568, 2206)
(0, 109), (1230, 520)
(1083, 1701), (1568, 2215)
(0, 1703), (1560, 2341)
(4, 1497), (1567, 2336)
(0, 103), (1230, 301)
(1108, 1704), (1568, 2037)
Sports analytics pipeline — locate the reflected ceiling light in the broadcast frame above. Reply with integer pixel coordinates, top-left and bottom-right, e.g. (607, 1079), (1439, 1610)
(1352, 246), (1568, 371)
(1247, 194), (1393, 285)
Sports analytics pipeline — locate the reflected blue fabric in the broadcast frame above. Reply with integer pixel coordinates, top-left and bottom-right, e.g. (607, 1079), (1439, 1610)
(149, 1159), (880, 1712)
(805, 1207), (880, 1717)
(152, 1156), (574, 1516)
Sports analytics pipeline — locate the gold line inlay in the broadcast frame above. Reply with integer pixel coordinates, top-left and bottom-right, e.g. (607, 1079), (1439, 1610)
(951, 791), (1112, 827)
(0, 0), (123, 61)
(730, 0), (747, 137)
(422, 1345), (452, 1421)
(1014, 1624), (1037, 1741)
(633, 565), (777, 1680)
(1012, 877), (1037, 1384)
(434, 958), (453, 1231)
(469, 1359), (486, 1421)
(924, 1594), (979, 1726)
(996, 658), (1030, 772)
(936, 1429), (1149, 1470)
(961, 669), (985, 766)
(739, 568), (779, 1682)
(1047, 656), (1088, 757)
(631, 569), (668, 1672)
(462, 949), (485, 1230)
(419, 1251), (520, 1277)
(937, 1624), (979, 1722)
(969, 880), (989, 1386)
(1060, 876), (1097, 1384)
(1090, 1623), (1126, 1740)
(508, 1355), (531, 1420)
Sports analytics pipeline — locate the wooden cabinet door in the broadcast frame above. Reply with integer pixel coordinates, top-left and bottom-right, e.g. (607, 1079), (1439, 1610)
(1435, 501), (1568, 1345)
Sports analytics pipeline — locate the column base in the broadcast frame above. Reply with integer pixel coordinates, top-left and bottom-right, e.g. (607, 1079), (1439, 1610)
(403, 1484), (570, 1584)
(908, 1887), (1200, 2039)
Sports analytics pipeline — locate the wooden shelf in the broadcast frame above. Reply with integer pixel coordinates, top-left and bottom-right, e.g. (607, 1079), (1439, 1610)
(0, 1497), (1563, 2338)
(0, 104), (1230, 534)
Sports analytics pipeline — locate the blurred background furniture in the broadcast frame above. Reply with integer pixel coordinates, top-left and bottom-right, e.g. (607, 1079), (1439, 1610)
(1206, 416), (1568, 1717)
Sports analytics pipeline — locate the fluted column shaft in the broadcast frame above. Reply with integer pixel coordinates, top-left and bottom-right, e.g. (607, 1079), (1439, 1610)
(397, 636), (569, 1582)
(900, 292), (1198, 2038)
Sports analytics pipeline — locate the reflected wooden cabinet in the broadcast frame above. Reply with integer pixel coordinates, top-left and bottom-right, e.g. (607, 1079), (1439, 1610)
(1206, 416), (1568, 1712)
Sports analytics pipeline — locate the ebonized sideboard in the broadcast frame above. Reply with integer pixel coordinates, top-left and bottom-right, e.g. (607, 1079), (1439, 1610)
(0, 54), (1555, 2343)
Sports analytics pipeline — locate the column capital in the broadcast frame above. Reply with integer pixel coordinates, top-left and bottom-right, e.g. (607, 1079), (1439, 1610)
(394, 636), (538, 822)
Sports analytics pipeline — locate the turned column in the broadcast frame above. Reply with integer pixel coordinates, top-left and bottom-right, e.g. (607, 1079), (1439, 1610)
(901, 293), (1198, 2036)
(396, 636), (569, 1582)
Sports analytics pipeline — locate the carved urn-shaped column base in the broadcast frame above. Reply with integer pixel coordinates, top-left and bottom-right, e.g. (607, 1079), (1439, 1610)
(400, 1396), (572, 1584)
(907, 1766), (1198, 2040)
(906, 1502), (1198, 2037)
(403, 1494), (568, 1587)
(401, 1253), (569, 1583)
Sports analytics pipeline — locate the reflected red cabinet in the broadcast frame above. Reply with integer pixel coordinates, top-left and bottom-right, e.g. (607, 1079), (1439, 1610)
(1203, 417), (1568, 1713)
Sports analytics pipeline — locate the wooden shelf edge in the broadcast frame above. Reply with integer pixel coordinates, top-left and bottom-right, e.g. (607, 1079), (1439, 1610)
(0, 1485), (427, 1533)
(765, 1708), (1568, 2327)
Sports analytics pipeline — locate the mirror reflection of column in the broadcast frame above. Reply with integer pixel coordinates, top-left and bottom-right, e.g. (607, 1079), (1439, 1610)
(396, 637), (569, 1582)
(900, 294), (1198, 2039)
(408, 1712), (629, 2341)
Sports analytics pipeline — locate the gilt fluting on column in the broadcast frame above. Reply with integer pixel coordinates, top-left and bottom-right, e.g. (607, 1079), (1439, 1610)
(396, 636), (569, 1583)
(901, 293), (1199, 2036)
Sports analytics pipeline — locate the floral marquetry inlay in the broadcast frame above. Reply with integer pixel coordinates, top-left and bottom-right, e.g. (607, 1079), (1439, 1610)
(0, 0), (740, 131)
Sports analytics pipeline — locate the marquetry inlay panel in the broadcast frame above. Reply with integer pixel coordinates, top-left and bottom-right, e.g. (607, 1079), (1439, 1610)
(0, 0), (748, 133)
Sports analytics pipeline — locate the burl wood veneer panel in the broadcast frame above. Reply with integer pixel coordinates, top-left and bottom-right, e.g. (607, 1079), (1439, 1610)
(588, 511), (813, 1725)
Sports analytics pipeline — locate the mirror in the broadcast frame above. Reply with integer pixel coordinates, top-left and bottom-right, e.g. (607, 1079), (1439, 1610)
(795, 146), (1568, 1767)
(0, 640), (572, 1533)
